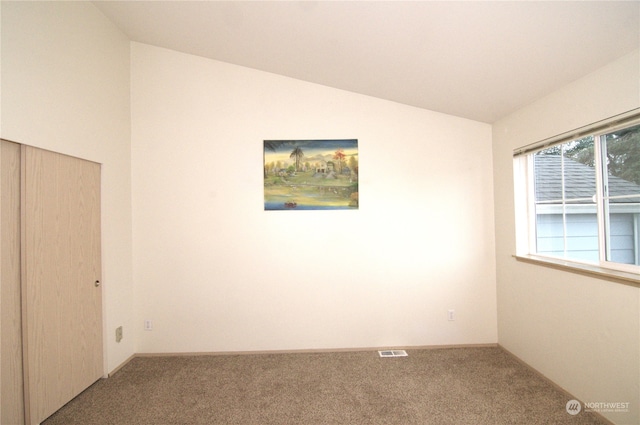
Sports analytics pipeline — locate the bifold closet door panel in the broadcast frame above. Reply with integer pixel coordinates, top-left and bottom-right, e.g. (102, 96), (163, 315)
(1, 140), (24, 425)
(22, 146), (103, 424)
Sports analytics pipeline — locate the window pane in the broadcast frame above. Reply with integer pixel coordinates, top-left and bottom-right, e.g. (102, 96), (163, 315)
(562, 137), (596, 202)
(535, 208), (599, 262)
(534, 149), (564, 203)
(603, 124), (640, 192)
(534, 138), (597, 262)
(605, 197), (640, 265)
(602, 125), (640, 265)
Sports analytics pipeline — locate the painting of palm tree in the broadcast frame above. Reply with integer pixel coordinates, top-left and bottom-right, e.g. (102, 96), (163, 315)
(290, 146), (304, 172)
(264, 139), (358, 210)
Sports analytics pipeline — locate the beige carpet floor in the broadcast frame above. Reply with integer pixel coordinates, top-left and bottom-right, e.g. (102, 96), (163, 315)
(42, 346), (607, 425)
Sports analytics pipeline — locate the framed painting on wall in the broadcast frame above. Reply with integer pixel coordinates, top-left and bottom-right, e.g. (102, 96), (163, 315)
(264, 139), (358, 210)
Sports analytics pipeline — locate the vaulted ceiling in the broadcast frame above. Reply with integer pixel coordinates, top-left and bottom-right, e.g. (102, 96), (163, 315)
(94, 1), (639, 123)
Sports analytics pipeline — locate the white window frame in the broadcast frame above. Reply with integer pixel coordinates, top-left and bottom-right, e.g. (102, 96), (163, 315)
(513, 109), (640, 284)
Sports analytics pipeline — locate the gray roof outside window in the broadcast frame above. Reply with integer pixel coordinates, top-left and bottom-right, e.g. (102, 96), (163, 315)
(534, 155), (639, 203)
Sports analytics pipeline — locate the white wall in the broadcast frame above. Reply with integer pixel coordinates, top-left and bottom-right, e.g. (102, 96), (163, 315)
(131, 43), (496, 353)
(1, 2), (134, 373)
(493, 50), (640, 425)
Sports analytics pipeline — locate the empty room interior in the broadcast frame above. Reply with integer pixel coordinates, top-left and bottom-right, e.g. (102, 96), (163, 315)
(1, 1), (639, 424)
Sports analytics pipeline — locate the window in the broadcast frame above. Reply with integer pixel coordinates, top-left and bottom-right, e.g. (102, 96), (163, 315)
(514, 112), (640, 277)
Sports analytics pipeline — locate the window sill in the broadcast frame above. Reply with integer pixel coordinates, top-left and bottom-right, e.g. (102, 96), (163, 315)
(513, 255), (639, 288)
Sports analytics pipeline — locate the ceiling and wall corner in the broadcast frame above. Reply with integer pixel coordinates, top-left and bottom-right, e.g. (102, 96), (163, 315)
(93, 0), (639, 123)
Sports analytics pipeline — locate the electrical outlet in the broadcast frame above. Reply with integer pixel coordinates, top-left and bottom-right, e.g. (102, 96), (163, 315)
(115, 326), (123, 342)
(144, 320), (153, 331)
(448, 309), (455, 321)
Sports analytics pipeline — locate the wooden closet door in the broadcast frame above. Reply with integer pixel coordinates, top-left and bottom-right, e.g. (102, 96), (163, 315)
(22, 146), (103, 424)
(1, 140), (24, 425)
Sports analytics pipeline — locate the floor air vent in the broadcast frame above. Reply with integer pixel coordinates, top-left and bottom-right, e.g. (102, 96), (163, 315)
(378, 350), (408, 358)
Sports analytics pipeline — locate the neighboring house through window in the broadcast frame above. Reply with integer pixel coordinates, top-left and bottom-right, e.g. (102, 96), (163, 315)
(514, 112), (640, 275)
(534, 153), (639, 265)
